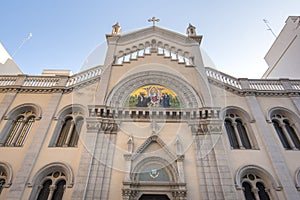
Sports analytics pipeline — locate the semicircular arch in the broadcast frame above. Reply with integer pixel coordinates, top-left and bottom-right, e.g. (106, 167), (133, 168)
(235, 165), (282, 191)
(131, 156), (178, 183)
(105, 71), (204, 108)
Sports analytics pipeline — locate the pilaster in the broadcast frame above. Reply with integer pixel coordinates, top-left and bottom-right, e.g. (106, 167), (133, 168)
(246, 95), (300, 200)
(6, 92), (63, 200)
(191, 120), (237, 200)
(95, 36), (120, 105)
(290, 96), (300, 115)
(0, 92), (17, 121)
(72, 118), (118, 200)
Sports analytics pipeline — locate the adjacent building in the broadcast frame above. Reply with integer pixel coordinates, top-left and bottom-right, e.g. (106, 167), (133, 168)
(263, 16), (300, 79)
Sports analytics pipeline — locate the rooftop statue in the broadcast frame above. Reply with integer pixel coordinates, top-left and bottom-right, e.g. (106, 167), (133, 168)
(112, 22), (121, 35)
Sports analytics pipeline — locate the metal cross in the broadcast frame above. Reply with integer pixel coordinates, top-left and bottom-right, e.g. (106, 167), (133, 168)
(148, 17), (160, 26)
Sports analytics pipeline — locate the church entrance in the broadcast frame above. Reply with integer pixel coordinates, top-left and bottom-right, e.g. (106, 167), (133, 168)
(139, 194), (170, 200)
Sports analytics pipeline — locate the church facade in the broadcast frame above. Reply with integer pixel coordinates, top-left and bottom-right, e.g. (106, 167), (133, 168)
(0, 21), (300, 200)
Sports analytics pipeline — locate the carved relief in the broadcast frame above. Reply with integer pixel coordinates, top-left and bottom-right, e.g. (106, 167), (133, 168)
(190, 122), (222, 135)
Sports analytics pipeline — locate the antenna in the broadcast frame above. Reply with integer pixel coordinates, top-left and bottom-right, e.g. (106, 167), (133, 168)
(263, 19), (277, 38)
(12, 32), (32, 58)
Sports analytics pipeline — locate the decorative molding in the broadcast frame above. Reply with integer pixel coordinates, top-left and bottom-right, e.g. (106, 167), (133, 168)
(189, 120), (222, 135)
(220, 106), (255, 123)
(0, 161), (13, 188)
(116, 26), (201, 47)
(105, 71), (203, 108)
(86, 118), (119, 134)
(295, 167), (300, 191)
(132, 135), (177, 162)
(4, 103), (42, 120)
(235, 165), (282, 191)
(267, 106), (300, 123)
(27, 162), (74, 188)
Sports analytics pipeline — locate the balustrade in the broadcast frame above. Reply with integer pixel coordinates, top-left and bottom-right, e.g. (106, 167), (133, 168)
(0, 77), (17, 86)
(206, 67), (300, 92)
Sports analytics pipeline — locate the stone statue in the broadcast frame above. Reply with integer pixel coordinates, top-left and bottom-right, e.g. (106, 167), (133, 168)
(112, 22), (121, 35)
(186, 23), (196, 36)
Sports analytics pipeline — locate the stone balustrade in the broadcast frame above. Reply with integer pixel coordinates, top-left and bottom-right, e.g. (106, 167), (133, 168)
(0, 66), (103, 90)
(205, 67), (242, 89)
(88, 105), (221, 121)
(206, 67), (300, 92)
(66, 67), (102, 87)
(0, 66), (299, 94)
(0, 77), (17, 86)
(23, 77), (60, 87)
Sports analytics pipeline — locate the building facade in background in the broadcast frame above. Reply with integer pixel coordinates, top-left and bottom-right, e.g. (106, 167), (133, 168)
(263, 16), (300, 79)
(0, 18), (300, 200)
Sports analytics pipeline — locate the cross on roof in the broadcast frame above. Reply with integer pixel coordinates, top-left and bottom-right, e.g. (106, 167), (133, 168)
(148, 17), (160, 26)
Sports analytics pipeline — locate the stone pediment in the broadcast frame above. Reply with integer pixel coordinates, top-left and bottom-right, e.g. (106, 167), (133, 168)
(131, 135), (177, 163)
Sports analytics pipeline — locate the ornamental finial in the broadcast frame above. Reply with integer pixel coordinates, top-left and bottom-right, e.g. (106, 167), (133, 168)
(148, 17), (160, 26)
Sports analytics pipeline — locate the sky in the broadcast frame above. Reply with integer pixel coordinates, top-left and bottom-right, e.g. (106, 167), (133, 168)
(1, 0), (299, 78)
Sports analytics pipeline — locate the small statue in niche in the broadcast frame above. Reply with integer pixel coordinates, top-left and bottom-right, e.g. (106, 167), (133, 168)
(186, 23), (196, 36)
(112, 22), (122, 35)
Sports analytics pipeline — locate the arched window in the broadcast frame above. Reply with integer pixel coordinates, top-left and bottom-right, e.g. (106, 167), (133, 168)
(271, 114), (300, 150)
(236, 165), (281, 200)
(2, 110), (36, 147)
(0, 170), (6, 195)
(225, 119), (239, 149)
(28, 162), (73, 200)
(0, 162), (12, 196)
(224, 113), (254, 149)
(36, 171), (66, 200)
(242, 182), (255, 200)
(52, 106), (84, 147)
(242, 174), (271, 200)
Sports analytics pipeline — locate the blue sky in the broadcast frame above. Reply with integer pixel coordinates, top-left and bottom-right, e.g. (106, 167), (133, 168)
(1, 0), (299, 78)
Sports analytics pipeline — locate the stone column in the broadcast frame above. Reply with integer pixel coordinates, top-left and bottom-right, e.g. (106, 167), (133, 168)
(232, 122), (245, 149)
(279, 122), (296, 150)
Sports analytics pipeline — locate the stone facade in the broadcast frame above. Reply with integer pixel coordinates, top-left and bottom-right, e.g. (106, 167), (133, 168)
(0, 22), (300, 200)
